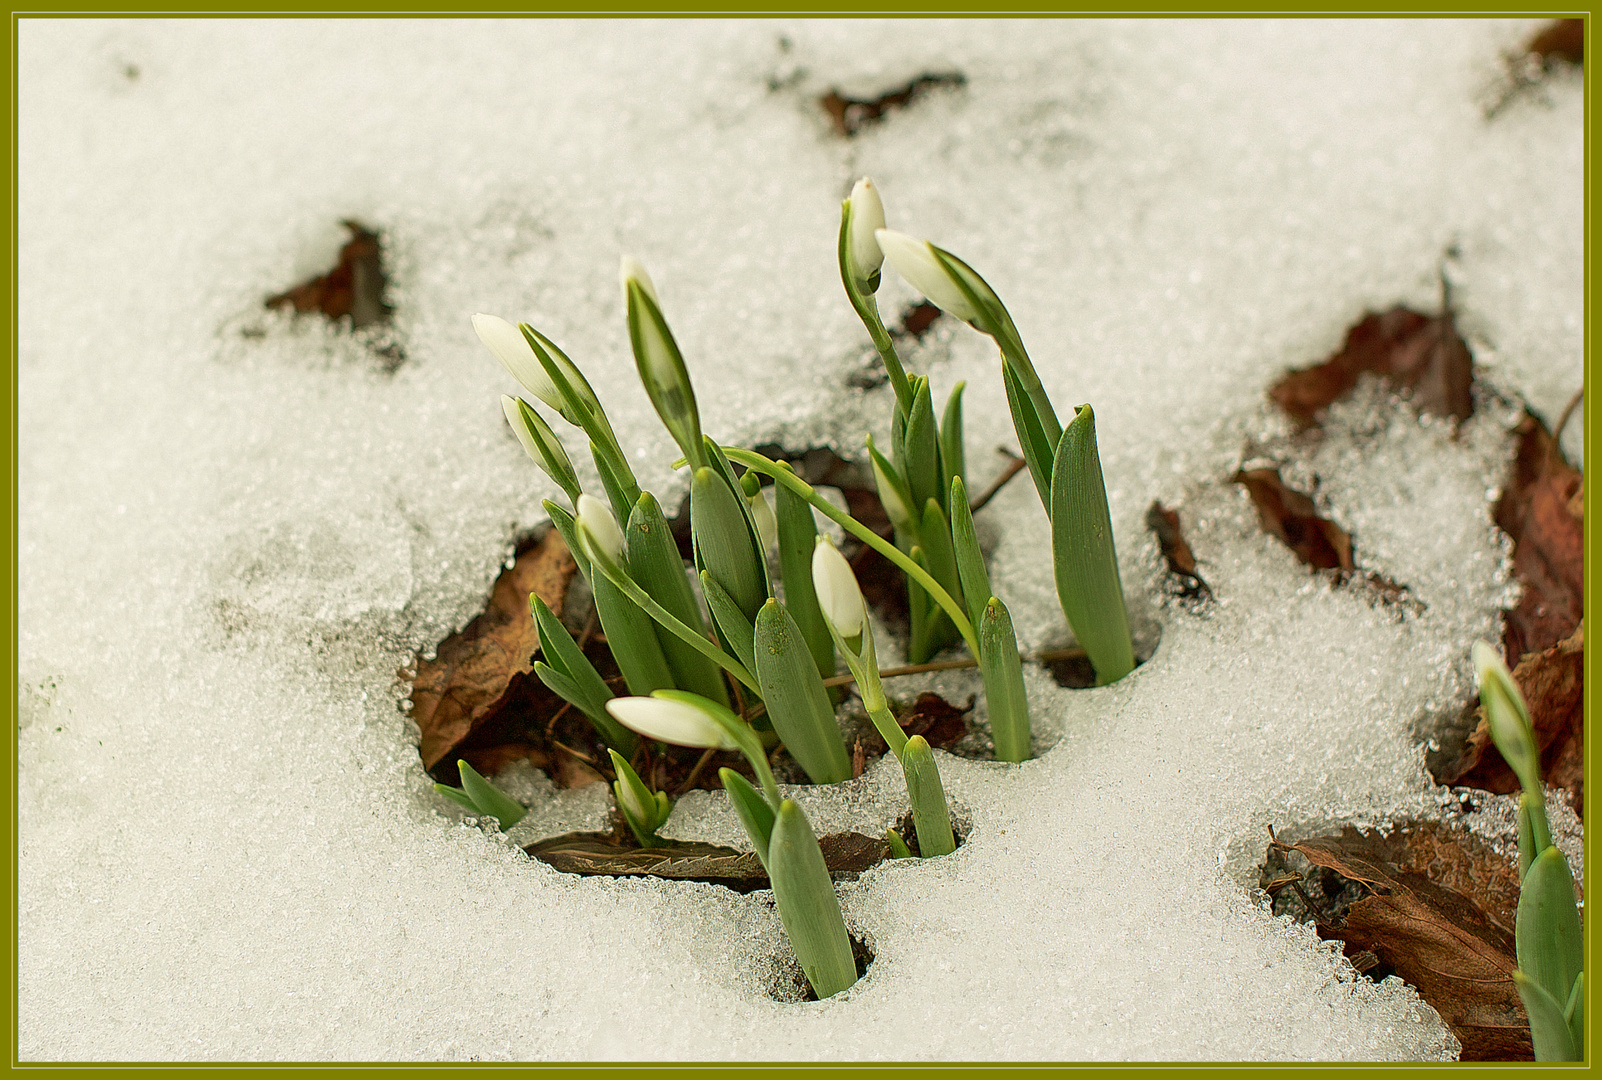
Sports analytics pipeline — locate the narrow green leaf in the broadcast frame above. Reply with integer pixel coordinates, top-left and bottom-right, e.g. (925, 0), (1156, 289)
(753, 599), (852, 785)
(918, 498), (965, 620)
(903, 378), (943, 515)
(775, 480), (835, 683)
(867, 435), (919, 543)
(1514, 970), (1580, 1062)
(624, 279), (705, 469)
(940, 381), (966, 502)
(434, 783), (479, 813)
(533, 662), (635, 755)
(543, 500), (589, 579)
(885, 829), (912, 860)
(692, 466), (768, 622)
(1564, 971), (1584, 1057)
(906, 544), (930, 664)
(591, 441), (636, 528)
(507, 397), (582, 507)
(1516, 845), (1584, 1010)
(719, 767), (776, 869)
(1049, 405), (1135, 686)
(1003, 361), (1055, 513)
(455, 759), (527, 831)
(520, 323), (619, 450)
(627, 492), (730, 707)
(979, 597), (1031, 762)
(609, 748), (668, 849)
(701, 569), (758, 678)
(900, 735), (955, 858)
(767, 799), (858, 1000)
(705, 437), (773, 597)
(592, 572), (676, 696)
(530, 593), (635, 755)
(949, 476), (991, 632)
(1518, 795), (1540, 880)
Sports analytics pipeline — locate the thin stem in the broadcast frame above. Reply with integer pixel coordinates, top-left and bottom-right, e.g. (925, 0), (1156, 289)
(675, 746), (718, 796)
(839, 207), (914, 411)
(1555, 386), (1584, 444)
(967, 450), (1028, 514)
(722, 448), (980, 656)
(818, 646), (1089, 688)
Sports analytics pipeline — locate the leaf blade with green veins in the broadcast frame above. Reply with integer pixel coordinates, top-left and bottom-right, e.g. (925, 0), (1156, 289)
(918, 498), (964, 617)
(719, 767), (776, 869)
(627, 491), (730, 707)
(1514, 970), (1580, 1061)
(1049, 405), (1134, 685)
(949, 476), (991, 632)
(591, 441), (637, 528)
(590, 571), (676, 696)
(940, 381), (966, 503)
(1515, 846), (1584, 1010)
(1564, 971), (1584, 1056)
(455, 759), (527, 831)
(902, 378), (943, 515)
(979, 597), (1031, 762)
(900, 735), (955, 858)
(701, 569), (758, 679)
(767, 799), (859, 1000)
(434, 783), (479, 813)
(753, 600), (852, 785)
(775, 479), (834, 684)
(1003, 361), (1054, 513)
(691, 465), (768, 622)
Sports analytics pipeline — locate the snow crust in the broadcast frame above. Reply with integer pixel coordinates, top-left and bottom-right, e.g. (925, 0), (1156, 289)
(16, 18), (1582, 1061)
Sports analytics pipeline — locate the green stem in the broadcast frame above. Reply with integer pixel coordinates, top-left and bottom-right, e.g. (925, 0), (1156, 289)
(839, 207), (914, 411)
(721, 449), (980, 657)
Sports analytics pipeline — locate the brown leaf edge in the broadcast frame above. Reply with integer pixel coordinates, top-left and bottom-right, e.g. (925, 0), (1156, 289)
(820, 72), (966, 137)
(266, 219), (394, 330)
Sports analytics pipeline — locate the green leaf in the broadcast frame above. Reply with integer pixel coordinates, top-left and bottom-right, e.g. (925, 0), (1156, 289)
(1514, 970), (1580, 1061)
(979, 597), (1031, 762)
(455, 759), (527, 831)
(903, 378), (943, 515)
(591, 441), (637, 528)
(940, 381), (966, 503)
(592, 571), (676, 696)
(900, 735), (955, 858)
(609, 748), (668, 849)
(719, 767), (776, 869)
(949, 476), (991, 632)
(508, 397), (582, 507)
(705, 437), (773, 596)
(627, 492), (730, 707)
(885, 829), (913, 860)
(753, 599), (852, 785)
(1516, 845), (1584, 1011)
(1049, 405), (1134, 686)
(774, 478), (835, 683)
(1003, 361), (1055, 513)
(530, 593), (635, 755)
(691, 466), (768, 622)
(1565, 971), (1584, 1057)
(543, 500), (589, 579)
(624, 280), (705, 470)
(866, 435), (919, 542)
(520, 324), (617, 446)
(1518, 794), (1540, 880)
(767, 799), (858, 1000)
(701, 569), (759, 679)
(434, 783), (479, 813)
(918, 498), (965, 623)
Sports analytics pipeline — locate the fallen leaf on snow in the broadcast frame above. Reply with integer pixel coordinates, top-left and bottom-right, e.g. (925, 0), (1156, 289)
(267, 219), (394, 329)
(1146, 500), (1211, 600)
(1234, 467), (1353, 571)
(1495, 412), (1583, 661)
(820, 72), (966, 137)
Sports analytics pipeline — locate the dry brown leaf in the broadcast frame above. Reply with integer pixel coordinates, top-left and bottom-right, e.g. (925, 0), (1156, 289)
(1528, 19), (1583, 66)
(524, 830), (890, 893)
(410, 529), (578, 770)
(1233, 468), (1353, 571)
(1269, 306), (1473, 429)
(1271, 823), (1530, 1061)
(1496, 412), (1584, 660)
(1146, 501), (1211, 599)
(1434, 623), (1584, 816)
(820, 73), (966, 137)
(266, 220), (393, 329)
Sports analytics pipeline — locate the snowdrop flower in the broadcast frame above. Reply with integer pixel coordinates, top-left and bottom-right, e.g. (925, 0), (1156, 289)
(845, 177), (886, 288)
(621, 255), (703, 465)
(873, 229), (980, 323)
(607, 692), (740, 750)
(619, 254), (660, 307)
(811, 537), (864, 638)
(1472, 640), (1539, 793)
(576, 493), (625, 564)
(473, 313), (563, 411)
(748, 488), (778, 554)
(500, 395), (579, 504)
(867, 438), (916, 536)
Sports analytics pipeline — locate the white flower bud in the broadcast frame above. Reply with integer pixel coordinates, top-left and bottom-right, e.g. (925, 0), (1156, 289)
(869, 445), (915, 536)
(606, 694), (739, 750)
(473, 313), (563, 411)
(847, 178), (886, 286)
(1473, 640), (1539, 794)
(576, 493), (625, 564)
(748, 489), (778, 555)
(619, 254), (660, 308)
(811, 538), (864, 638)
(874, 229), (980, 323)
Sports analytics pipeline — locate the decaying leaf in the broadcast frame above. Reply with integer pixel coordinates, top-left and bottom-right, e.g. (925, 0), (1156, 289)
(821, 72), (966, 137)
(1433, 624), (1585, 816)
(896, 692), (970, 750)
(1146, 501), (1211, 600)
(1269, 306), (1473, 429)
(267, 220), (394, 329)
(1495, 412), (1583, 661)
(1528, 19), (1583, 67)
(895, 301), (942, 342)
(1269, 823), (1532, 1061)
(1234, 468), (1353, 571)
(409, 529), (578, 770)
(524, 830), (890, 893)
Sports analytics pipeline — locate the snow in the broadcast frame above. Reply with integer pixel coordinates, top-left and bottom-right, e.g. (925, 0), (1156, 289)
(16, 18), (1582, 1061)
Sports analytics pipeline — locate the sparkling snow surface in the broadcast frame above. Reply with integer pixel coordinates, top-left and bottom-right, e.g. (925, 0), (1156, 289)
(17, 18), (1583, 1061)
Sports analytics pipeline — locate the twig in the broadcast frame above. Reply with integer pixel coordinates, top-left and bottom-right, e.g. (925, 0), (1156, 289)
(544, 699), (574, 738)
(818, 646), (1090, 689)
(552, 740), (600, 768)
(1554, 386), (1584, 444)
(576, 609), (599, 651)
(676, 747), (718, 796)
(968, 449), (1029, 514)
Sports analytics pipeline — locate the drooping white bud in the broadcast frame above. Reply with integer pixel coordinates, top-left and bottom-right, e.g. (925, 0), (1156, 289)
(846, 178), (887, 286)
(811, 537), (865, 638)
(606, 694), (739, 750)
(873, 229), (980, 323)
(472, 313), (563, 410)
(1473, 640), (1540, 795)
(619, 254), (660, 308)
(576, 492), (625, 564)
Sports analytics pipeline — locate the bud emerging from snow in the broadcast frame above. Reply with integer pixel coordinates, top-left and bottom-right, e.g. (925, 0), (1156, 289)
(473, 313), (564, 411)
(576, 493), (625, 564)
(500, 395), (580, 504)
(846, 178), (887, 288)
(620, 256), (703, 466)
(873, 229), (980, 323)
(1473, 639), (1540, 796)
(811, 537), (864, 638)
(606, 692), (740, 750)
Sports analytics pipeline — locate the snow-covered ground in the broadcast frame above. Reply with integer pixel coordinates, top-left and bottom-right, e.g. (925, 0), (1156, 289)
(16, 19), (1583, 1060)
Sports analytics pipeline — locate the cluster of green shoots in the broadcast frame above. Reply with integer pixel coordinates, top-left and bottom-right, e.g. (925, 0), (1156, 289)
(439, 178), (1135, 1000)
(1473, 642), (1584, 1061)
